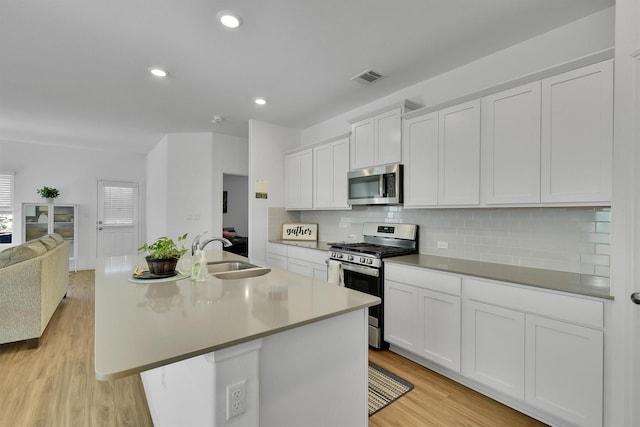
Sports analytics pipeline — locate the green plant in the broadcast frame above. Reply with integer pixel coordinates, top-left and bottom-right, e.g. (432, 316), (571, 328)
(36, 186), (60, 199)
(138, 234), (188, 259)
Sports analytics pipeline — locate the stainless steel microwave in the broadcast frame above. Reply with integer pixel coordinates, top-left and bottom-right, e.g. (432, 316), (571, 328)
(347, 163), (403, 205)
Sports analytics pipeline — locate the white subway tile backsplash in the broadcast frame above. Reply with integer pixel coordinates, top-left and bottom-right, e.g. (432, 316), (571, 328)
(282, 206), (611, 277)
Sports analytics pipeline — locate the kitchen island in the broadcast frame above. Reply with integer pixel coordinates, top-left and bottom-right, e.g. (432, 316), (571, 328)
(95, 251), (379, 427)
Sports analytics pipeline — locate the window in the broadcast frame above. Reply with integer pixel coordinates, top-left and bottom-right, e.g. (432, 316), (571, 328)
(102, 185), (135, 226)
(0, 173), (14, 244)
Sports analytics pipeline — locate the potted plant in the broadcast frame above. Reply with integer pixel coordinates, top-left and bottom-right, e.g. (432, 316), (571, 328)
(138, 233), (188, 276)
(36, 186), (60, 203)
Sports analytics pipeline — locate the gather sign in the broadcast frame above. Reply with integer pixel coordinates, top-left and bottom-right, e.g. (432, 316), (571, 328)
(282, 223), (318, 241)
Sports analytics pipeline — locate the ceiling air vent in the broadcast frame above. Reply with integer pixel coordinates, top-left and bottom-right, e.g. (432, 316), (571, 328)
(351, 69), (384, 85)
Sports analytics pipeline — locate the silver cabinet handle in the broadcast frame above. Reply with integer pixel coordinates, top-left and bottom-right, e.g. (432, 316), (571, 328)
(631, 292), (640, 305)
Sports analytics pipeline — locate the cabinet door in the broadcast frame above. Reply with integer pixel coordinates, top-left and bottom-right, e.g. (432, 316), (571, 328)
(403, 112), (439, 207)
(541, 60), (613, 203)
(285, 150), (313, 210)
(351, 117), (375, 170)
(418, 289), (460, 372)
(23, 203), (50, 241)
(375, 107), (402, 165)
(384, 280), (419, 351)
(313, 144), (333, 209)
(438, 99), (481, 205)
(462, 300), (525, 400)
(525, 315), (603, 427)
(299, 150), (313, 209)
(331, 138), (350, 208)
(484, 82), (541, 204)
(287, 259), (314, 278)
(285, 153), (301, 209)
(266, 254), (288, 270)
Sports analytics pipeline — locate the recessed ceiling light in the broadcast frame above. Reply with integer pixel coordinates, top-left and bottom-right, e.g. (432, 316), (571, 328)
(254, 97), (267, 106)
(217, 10), (243, 29)
(211, 115), (223, 124)
(148, 67), (168, 78)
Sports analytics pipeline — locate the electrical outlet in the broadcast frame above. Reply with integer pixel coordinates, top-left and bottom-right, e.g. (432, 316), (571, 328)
(226, 380), (247, 420)
(437, 241), (448, 249)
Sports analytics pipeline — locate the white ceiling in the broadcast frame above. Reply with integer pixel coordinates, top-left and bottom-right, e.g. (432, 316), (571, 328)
(0, 0), (613, 153)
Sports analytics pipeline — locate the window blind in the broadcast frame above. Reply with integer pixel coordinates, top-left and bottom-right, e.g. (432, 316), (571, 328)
(103, 185), (135, 226)
(0, 173), (14, 210)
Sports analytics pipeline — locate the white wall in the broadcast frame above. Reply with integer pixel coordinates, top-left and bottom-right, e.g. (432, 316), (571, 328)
(222, 174), (248, 235)
(248, 120), (300, 263)
(607, 0), (640, 425)
(145, 135), (168, 243)
(300, 7), (615, 146)
(145, 132), (248, 251)
(0, 139), (146, 269)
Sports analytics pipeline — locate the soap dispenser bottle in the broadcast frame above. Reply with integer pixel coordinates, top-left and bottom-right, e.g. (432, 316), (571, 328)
(195, 250), (208, 282)
(191, 249), (202, 280)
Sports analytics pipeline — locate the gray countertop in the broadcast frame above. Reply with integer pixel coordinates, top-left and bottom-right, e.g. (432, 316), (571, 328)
(268, 239), (332, 251)
(94, 251), (380, 381)
(386, 254), (612, 300)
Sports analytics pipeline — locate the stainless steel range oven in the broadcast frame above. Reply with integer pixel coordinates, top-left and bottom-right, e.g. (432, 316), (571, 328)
(328, 223), (418, 349)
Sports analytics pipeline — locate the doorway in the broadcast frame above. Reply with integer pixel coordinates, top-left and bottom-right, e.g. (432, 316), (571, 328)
(222, 174), (248, 256)
(96, 180), (140, 258)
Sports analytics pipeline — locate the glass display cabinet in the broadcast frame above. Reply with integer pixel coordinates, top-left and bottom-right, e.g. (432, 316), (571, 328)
(23, 203), (78, 271)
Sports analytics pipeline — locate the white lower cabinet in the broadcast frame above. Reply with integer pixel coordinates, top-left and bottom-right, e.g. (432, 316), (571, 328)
(266, 242), (327, 281)
(384, 280), (419, 351)
(418, 288), (461, 372)
(525, 314), (603, 427)
(385, 264), (461, 372)
(463, 277), (604, 427)
(385, 263), (605, 427)
(462, 300), (525, 400)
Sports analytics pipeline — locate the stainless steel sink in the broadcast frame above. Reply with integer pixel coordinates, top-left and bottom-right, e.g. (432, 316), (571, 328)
(207, 260), (271, 279)
(207, 260), (258, 273)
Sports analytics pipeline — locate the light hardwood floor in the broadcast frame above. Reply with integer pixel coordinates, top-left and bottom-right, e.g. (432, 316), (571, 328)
(0, 270), (153, 427)
(0, 270), (547, 426)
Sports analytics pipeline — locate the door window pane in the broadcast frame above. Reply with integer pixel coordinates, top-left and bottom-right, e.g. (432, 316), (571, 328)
(103, 185), (135, 226)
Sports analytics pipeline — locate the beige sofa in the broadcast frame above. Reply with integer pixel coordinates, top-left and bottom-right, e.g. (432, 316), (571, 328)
(0, 233), (69, 348)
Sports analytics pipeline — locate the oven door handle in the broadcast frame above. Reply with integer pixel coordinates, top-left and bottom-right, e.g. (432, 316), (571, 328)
(341, 262), (379, 277)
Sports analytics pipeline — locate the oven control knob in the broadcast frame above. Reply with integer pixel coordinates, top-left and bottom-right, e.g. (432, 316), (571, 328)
(366, 259), (373, 265)
(347, 255), (354, 261)
(360, 257), (365, 263)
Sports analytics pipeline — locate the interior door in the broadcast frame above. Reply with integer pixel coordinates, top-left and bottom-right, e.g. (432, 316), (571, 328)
(96, 180), (139, 258)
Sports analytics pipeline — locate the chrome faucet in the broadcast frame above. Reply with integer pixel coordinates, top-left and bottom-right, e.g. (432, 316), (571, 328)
(191, 231), (232, 255)
(200, 237), (233, 250)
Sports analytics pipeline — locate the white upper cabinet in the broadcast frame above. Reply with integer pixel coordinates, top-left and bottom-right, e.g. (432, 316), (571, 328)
(541, 60), (613, 203)
(403, 111), (439, 207)
(402, 100), (481, 207)
(351, 107), (401, 169)
(350, 116), (376, 169)
(438, 99), (481, 206)
(349, 101), (420, 170)
(313, 137), (350, 209)
(483, 82), (542, 204)
(285, 148), (313, 210)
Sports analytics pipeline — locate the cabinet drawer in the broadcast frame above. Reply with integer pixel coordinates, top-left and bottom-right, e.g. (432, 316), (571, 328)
(266, 242), (288, 256)
(386, 263), (461, 296)
(464, 278), (603, 328)
(287, 245), (327, 265)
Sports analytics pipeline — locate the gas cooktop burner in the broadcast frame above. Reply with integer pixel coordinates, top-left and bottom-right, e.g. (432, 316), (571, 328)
(329, 243), (415, 257)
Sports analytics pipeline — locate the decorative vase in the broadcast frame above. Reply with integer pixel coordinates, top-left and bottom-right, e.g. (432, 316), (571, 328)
(45, 198), (54, 204)
(145, 256), (179, 275)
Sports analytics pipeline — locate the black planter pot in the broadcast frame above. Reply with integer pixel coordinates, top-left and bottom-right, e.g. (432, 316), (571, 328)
(145, 256), (179, 275)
